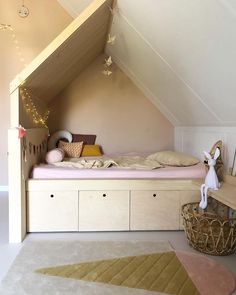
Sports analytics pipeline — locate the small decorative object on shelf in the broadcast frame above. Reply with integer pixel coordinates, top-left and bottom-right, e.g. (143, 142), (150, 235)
(205, 140), (224, 182)
(200, 148), (220, 209)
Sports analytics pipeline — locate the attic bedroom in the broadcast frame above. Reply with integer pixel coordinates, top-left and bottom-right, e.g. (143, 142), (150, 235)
(5, 0), (236, 170)
(4, 0), (236, 233)
(8, 1), (171, 156)
(1, 1), (236, 294)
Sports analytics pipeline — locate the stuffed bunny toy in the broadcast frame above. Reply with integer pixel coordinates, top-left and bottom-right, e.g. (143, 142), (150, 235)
(199, 148), (220, 209)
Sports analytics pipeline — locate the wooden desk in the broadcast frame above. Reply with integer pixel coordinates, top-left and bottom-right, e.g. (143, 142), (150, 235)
(208, 175), (236, 211)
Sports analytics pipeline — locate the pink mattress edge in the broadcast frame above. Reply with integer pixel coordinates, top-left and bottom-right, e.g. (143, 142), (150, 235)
(31, 162), (206, 179)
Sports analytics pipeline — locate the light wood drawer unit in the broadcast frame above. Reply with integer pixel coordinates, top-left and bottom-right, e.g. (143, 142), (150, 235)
(79, 191), (129, 231)
(179, 190), (201, 229)
(130, 191), (180, 230)
(27, 191), (78, 232)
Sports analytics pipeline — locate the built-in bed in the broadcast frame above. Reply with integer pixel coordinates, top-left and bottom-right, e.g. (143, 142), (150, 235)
(10, 128), (205, 236)
(8, 0), (204, 243)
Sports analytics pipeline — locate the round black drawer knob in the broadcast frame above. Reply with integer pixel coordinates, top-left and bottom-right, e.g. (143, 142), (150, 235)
(153, 194), (157, 197)
(103, 194), (106, 197)
(50, 194), (54, 198)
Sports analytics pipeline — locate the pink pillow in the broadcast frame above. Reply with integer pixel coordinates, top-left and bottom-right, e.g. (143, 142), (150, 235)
(45, 148), (65, 164)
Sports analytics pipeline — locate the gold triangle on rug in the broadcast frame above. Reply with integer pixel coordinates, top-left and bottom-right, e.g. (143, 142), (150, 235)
(36, 251), (200, 295)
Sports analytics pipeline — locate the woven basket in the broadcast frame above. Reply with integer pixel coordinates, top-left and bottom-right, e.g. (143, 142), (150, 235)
(182, 199), (236, 256)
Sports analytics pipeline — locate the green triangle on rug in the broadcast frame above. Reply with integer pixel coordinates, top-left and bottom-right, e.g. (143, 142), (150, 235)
(36, 251), (200, 295)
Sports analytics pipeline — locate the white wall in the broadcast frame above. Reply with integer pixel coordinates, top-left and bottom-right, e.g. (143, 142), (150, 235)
(49, 55), (174, 154)
(58, 0), (236, 127)
(175, 127), (236, 172)
(107, 0), (236, 127)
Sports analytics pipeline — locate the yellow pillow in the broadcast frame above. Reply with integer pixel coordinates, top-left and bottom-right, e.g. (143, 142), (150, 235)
(81, 145), (102, 157)
(58, 140), (83, 158)
(147, 151), (199, 167)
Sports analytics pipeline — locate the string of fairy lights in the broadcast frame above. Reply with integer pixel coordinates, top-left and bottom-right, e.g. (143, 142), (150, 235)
(20, 88), (50, 128)
(0, 23), (27, 67)
(1, 3), (117, 127)
(0, 23), (50, 128)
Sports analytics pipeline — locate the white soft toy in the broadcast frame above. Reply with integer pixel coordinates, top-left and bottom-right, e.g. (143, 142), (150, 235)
(47, 130), (72, 151)
(199, 148), (220, 209)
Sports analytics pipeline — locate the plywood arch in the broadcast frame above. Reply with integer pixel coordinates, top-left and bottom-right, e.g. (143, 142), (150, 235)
(8, 0), (114, 243)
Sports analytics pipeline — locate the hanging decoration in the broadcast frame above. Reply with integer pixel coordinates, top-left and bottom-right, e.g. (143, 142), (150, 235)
(102, 55), (113, 76)
(102, 5), (117, 76)
(104, 56), (113, 66)
(20, 88), (50, 128)
(107, 33), (116, 45)
(102, 68), (113, 76)
(18, 0), (29, 18)
(107, 4), (118, 17)
(17, 125), (26, 139)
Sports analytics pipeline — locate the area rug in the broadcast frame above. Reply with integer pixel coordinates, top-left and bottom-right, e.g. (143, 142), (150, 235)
(0, 240), (235, 295)
(36, 251), (200, 295)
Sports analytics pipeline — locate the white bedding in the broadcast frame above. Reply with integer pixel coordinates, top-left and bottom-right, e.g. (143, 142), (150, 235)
(52, 155), (163, 170)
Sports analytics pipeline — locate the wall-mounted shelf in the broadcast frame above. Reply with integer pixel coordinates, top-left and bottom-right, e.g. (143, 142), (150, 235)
(196, 175), (236, 210)
(208, 175), (236, 210)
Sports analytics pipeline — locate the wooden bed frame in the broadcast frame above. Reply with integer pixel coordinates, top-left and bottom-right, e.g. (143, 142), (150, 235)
(8, 128), (202, 243)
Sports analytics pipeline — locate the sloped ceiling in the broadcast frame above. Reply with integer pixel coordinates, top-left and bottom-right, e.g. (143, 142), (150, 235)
(59, 0), (236, 127)
(11, 0), (112, 103)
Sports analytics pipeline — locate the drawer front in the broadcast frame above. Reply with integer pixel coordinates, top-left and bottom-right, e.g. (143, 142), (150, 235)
(179, 190), (201, 229)
(130, 191), (180, 230)
(27, 191), (78, 232)
(79, 191), (129, 231)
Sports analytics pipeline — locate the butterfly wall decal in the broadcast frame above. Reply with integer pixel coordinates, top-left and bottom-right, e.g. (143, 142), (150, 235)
(104, 56), (113, 67)
(107, 34), (116, 45)
(108, 6), (115, 16)
(102, 69), (112, 76)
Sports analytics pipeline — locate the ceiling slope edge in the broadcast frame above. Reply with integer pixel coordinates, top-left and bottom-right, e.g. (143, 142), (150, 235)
(107, 50), (180, 126)
(107, 10), (224, 126)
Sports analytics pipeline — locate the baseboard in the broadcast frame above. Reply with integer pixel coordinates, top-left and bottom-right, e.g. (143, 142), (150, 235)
(0, 186), (9, 192)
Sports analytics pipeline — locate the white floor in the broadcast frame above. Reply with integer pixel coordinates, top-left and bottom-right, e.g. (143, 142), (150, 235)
(0, 192), (235, 293)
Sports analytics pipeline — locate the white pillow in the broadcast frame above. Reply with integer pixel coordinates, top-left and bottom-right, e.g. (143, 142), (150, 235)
(45, 148), (65, 164)
(48, 130), (72, 151)
(147, 151), (199, 167)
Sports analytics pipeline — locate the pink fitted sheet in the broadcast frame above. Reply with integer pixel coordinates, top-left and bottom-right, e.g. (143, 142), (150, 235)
(31, 162), (206, 179)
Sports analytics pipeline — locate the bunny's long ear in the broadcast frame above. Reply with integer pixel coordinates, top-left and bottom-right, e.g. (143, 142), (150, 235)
(214, 148), (220, 160)
(203, 151), (211, 159)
